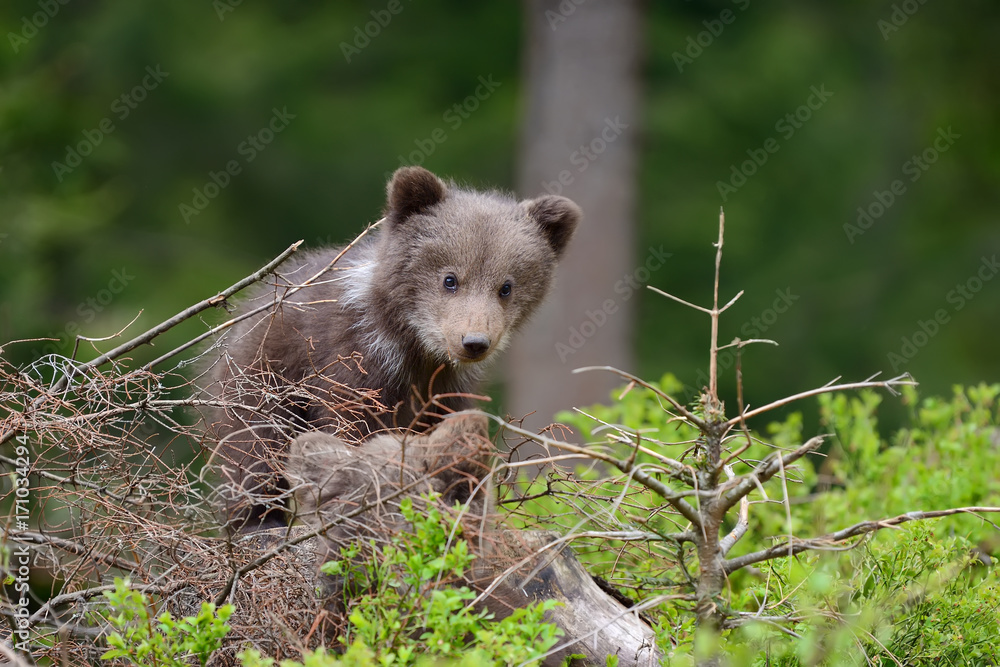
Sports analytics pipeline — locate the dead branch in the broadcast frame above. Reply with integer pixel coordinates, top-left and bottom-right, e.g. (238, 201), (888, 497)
(143, 219), (381, 372)
(488, 415), (703, 529)
(570, 366), (708, 431)
(718, 436), (826, 513)
(718, 465), (748, 557)
(709, 208), (725, 402)
(723, 374), (916, 429)
(4, 530), (141, 573)
(0, 642), (34, 667)
(0, 240), (303, 450)
(723, 506), (1000, 574)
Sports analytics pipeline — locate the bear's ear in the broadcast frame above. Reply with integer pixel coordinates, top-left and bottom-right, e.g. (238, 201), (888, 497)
(525, 196), (581, 259)
(386, 166), (447, 221)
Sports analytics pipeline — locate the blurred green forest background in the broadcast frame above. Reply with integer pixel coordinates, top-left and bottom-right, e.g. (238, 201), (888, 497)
(1, 0), (997, 431)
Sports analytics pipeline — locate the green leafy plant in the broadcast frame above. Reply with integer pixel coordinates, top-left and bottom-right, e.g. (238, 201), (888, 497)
(98, 577), (233, 667)
(547, 375), (1000, 665)
(238, 644), (379, 667)
(248, 492), (562, 667)
(498, 215), (1000, 666)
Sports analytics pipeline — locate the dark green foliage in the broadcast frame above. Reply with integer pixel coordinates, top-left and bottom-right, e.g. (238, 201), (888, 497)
(1, 2), (997, 426)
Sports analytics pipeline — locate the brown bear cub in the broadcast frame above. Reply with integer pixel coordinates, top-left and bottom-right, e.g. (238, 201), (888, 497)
(205, 166), (580, 531)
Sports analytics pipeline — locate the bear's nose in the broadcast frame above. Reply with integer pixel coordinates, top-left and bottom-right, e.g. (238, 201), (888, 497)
(461, 333), (491, 358)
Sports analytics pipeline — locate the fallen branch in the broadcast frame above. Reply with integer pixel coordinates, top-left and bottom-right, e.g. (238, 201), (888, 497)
(0, 241), (303, 449)
(4, 530), (141, 573)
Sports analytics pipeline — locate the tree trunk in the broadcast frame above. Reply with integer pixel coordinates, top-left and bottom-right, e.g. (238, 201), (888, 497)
(507, 0), (643, 433)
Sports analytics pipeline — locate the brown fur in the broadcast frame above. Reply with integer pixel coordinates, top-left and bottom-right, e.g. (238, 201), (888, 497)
(204, 167), (580, 531)
(286, 413), (494, 570)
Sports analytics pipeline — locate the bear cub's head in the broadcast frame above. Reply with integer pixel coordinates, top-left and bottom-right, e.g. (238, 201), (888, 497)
(367, 166), (581, 368)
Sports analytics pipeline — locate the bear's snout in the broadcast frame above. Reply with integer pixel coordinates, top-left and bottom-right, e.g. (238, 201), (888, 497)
(460, 333), (491, 360)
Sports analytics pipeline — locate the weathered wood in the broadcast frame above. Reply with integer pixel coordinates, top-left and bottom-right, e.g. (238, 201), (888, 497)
(480, 531), (660, 666)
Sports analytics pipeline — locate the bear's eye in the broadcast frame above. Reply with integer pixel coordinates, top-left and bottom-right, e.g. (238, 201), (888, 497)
(443, 274), (458, 291)
(498, 281), (512, 298)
